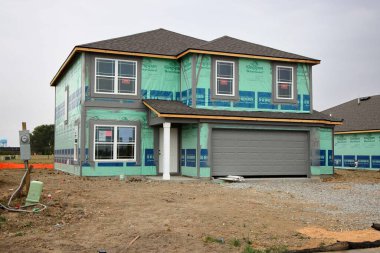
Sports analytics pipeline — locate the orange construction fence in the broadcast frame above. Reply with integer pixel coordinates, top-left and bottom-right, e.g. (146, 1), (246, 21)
(0, 163), (54, 170)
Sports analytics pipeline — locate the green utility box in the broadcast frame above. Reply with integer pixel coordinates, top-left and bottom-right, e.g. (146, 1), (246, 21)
(25, 181), (43, 206)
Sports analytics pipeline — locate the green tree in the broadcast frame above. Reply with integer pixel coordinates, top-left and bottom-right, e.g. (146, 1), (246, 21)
(30, 124), (54, 155)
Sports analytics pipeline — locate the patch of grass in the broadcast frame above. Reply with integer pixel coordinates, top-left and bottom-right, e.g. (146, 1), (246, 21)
(15, 231), (24, 237)
(203, 235), (225, 244)
(229, 238), (241, 247)
(241, 245), (288, 253)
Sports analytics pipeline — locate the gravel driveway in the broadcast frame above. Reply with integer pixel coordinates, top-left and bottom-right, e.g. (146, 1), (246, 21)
(224, 178), (380, 230)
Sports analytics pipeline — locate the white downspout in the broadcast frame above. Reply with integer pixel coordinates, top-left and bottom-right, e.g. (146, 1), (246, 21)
(163, 122), (171, 180)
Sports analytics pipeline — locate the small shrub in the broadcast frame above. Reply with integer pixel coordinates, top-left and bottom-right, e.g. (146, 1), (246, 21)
(230, 238), (241, 247)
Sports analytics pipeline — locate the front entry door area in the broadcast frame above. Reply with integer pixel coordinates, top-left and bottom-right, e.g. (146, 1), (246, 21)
(159, 128), (179, 174)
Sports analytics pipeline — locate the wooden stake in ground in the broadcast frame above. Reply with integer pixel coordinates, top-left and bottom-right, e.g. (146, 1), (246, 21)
(20, 122), (32, 197)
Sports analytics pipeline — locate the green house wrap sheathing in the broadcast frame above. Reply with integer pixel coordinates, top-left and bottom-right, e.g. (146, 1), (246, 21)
(181, 124), (198, 177)
(310, 128), (333, 175)
(199, 123), (211, 177)
(82, 108), (156, 176)
(54, 54), (83, 175)
(180, 54), (193, 105)
(194, 55), (311, 112)
(334, 132), (380, 170)
(141, 57), (180, 100)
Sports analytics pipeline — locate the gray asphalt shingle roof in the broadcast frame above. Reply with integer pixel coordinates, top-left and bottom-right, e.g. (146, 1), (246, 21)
(144, 99), (341, 123)
(80, 28), (207, 56)
(193, 36), (317, 61)
(79, 28), (318, 61)
(322, 95), (380, 132)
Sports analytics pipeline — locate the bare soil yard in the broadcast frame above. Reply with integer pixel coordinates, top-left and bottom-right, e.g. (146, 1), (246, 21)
(1, 169), (380, 252)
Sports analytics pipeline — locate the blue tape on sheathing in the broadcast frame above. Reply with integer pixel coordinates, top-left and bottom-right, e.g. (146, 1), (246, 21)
(371, 156), (380, 168)
(281, 95), (301, 111)
(258, 92), (278, 109)
(181, 90), (188, 104)
(343, 155), (355, 167)
(98, 162), (123, 167)
(207, 89), (229, 107)
(357, 155), (370, 168)
(186, 149), (196, 167)
(181, 149), (186, 166)
(175, 92), (180, 101)
(188, 89), (192, 106)
(303, 94), (310, 111)
(328, 150), (333, 166)
(144, 149), (155, 166)
(319, 150), (326, 166)
(233, 91), (255, 108)
(200, 149), (208, 167)
(142, 89), (148, 99)
(196, 88), (206, 106)
(150, 90), (173, 100)
(126, 162), (137, 166)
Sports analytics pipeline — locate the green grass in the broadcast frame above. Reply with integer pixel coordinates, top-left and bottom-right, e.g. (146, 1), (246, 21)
(0, 155), (54, 164)
(242, 245), (288, 253)
(230, 238), (241, 247)
(203, 235), (225, 244)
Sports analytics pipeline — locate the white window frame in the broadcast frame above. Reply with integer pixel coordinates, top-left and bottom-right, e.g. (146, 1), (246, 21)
(215, 60), (235, 96)
(95, 58), (138, 95)
(276, 66), (294, 100)
(93, 124), (137, 162)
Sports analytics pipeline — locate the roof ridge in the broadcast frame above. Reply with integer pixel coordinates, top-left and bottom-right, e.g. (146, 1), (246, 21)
(79, 28), (207, 47)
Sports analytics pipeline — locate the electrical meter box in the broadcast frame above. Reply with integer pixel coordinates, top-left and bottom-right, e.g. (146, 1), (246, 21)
(19, 130), (31, 160)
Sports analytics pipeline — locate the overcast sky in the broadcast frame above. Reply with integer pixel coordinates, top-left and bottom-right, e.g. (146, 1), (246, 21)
(0, 0), (379, 146)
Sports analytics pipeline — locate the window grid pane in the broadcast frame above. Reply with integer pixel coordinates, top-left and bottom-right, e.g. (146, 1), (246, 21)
(96, 59), (115, 76)
(117, 127), (135, 143)
(95, 144), (113, 160)
(118, 78), (136, 94)
(96, 76), (115, 93)
(117, 144), (135, 159)
(118, 61), (136, 78)
(217, 62), (234, 78)
(217, 78), (233, 95)
(95, 126), (114, 143)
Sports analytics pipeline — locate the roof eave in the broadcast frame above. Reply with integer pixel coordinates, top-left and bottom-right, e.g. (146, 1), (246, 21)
(142, 101), (340, 126)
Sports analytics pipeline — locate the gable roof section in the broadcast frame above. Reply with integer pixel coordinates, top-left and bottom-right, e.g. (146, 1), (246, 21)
(143, 99), (341, 125)
(186, 36), (316, 61)
(322, 95), (380, 133)
(51, 28), (320, 86)
(80, 28), (207, 56)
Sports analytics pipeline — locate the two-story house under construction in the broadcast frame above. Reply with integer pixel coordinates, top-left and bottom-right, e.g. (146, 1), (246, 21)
(51, 29), (341, 179)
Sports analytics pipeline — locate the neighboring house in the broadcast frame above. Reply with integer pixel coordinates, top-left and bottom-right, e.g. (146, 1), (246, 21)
(323, 95), (380, 170)
(51, 28), (341, 178)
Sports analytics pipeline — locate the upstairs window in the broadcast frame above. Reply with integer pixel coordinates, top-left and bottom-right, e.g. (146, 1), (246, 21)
(95, 58), (137, 95)
(276, 66), (293, 99)
(216, 60), (235, 96)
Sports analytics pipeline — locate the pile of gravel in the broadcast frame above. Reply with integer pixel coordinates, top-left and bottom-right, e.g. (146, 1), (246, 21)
(224, 179), (380, 229)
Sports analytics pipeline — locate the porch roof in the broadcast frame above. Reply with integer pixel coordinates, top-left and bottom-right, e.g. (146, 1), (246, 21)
(143, 99), (342, 126)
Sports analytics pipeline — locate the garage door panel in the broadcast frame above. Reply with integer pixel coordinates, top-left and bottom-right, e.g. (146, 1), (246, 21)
(212, 129), (309, 176)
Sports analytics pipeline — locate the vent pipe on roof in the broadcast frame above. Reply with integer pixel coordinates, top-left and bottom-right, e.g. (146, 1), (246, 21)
(358, 98), (360, 105)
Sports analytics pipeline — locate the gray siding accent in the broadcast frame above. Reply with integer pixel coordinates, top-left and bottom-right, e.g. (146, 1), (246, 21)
(87, 53), (142, 100)
(88, 119), (141, 165)
(272, 62), (298, 104)
(210, 56), (239, 101)
(211, 129), (309, 176)
(309, 65), (313, 112)
(191, 54), (197, 107)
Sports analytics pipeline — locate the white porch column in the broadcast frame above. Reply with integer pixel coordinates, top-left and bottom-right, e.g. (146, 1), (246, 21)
(163, 122), (171, 180)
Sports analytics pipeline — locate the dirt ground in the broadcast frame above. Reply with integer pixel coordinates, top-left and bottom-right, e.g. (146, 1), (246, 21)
(1, 169), (380, 253)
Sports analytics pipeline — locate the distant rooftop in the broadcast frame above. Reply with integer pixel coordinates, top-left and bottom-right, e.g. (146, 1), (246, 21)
(322, 95), (380, 132)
